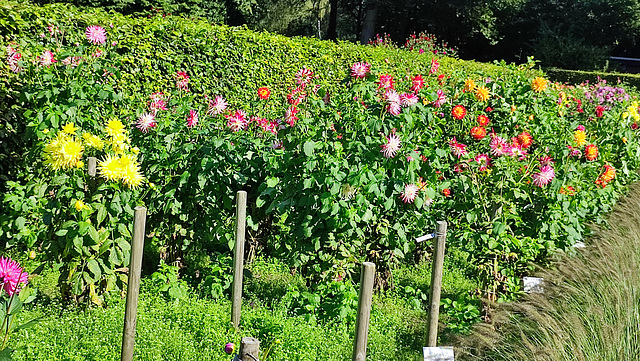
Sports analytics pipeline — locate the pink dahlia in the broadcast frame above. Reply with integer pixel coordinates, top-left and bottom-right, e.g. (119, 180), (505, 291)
(433, 89), (446, 108)
(207, 95), (227, 115)
(0, 257), (28, 296)
(475, 153), (491, 171)
(532, 165), (555, 187)
(287, 87), (306, 106)
(295, 67), (314, 87)
(351, 62), (371, 79)
(386, 102), (402, 116)
(378, 74), (394, 90)
(538, 155), (554, 167)
(400, 93), (419, 107)
(39, 50), (56, 67)
(176, 71), (189, 91)
(381, 132), (401, 158)
(285, 106), (299, 127)
(8, 51), (21, 73)
(137, 113), (156, 132)
(384, 89), (400, 104)
(186, 110), (199, 128)
(85, 25), (107, 45)
(490, 136), (510, 157)
(449, 137), (468, 158)
(400, 183), (419, 204)
(226, 110), (247, 131)
(430, 58), (439, 74)
(410, 74), (425, 93)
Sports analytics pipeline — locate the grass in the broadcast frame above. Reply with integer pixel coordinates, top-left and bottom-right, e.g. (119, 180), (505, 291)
(454, 183), (640, 361)
(4, 253), (479, 361)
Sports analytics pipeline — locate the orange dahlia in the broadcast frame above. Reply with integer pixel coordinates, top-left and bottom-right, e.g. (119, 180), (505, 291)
(470, 126), (486, 140)
(451, 105), (466, 120)
(585, 144), (598, 161)
(477, 114), (490, 126)
(596, 165), (616, 188)
(516, 132), (533, 149)
(531, 77), (548, 92)
(474, 86), (490, 102)
(257, 87), (271, 100)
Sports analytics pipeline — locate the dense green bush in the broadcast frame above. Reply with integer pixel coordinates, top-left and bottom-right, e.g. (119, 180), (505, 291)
(2, 0), (640, 310)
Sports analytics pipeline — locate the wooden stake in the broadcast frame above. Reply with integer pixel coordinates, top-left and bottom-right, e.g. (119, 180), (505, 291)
(352, 262), (376, 361)
(121, 206), (147, 361)
(87, 156), (97, 177)
(427, 221), (447, 347)
(231, 190), (247, 329)
(239, 337), (260, 361)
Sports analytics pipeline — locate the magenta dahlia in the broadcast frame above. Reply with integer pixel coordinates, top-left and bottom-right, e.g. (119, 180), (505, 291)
(0, 257), (28, 296)
(226, 110), (247, 132)
(285, 106), (299, 127)
(186, 110), (199, 128)
(433, 89), (446, 108)
(295, 68), (314, 87)
(85, 25), (107, 45)
(490, 136), (510, 157)
(449, 137), (468, 158)
(474, 153), (491, 171)
(39, 50), (56, 67)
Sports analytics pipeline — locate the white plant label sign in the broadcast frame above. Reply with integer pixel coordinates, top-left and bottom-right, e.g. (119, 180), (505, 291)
(423, 347), (454, 361)
(523, 276), (544, 294)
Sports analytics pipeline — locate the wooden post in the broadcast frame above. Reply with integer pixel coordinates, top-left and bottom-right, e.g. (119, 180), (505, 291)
(121, 206), (147, 361)
(87, 156), (97, 177)
(239, 337), (260, 361)
(427, 221), (447, 347)
(352, 262), (376, 361)
(231, 190), (247, 329)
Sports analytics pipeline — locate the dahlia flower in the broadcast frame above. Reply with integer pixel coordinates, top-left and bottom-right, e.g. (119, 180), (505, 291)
(0, 257), (28, 296)
(384, 89), (401, 104)
(82, 133), (104, 150)
(43, 134), (84, 170)
(410, 74), (425, 93)
(596, 164), (616, 188)
(176, 71), (189, 91)
(386, 102), (402, 116)
(39, 50), (56, 67)
(287, 87), (306, 106)
(257, 87), (270, 100)
(351, 62), (371, 79)
(430, 58), (439, 74)
(449, 137), (468, 158)
(227, 110), (247, 132)
(378, 74), (394, 90)
(451, 105), (466, 120)
(106, 119), (125, 137)
(433, 89), (447, 108)
(62, 123), (78, 135)
(474, 86), (490, 102)
(400, 93), (419, 107)
(381, 132), (401, 158)
(207, 95), (227, 115)
(137, 113), (156, 132)
(585, 144), (598, 161)
(285, 106), (299, 127)
(85, 25), (107, 45)
(531, 77), (548, 93)
(477, 114), (489, 126)
(474, 154), (491, 171)
(470, 126), (486, 140)
(515, 132), (533, 149)
(295, 68), (313, 87)
(490, 136), (509, 157)
(532, 165), (555, 187)
(186, 110), (199, 128)
(464, 78), (476, 93)
(400, 183), (419, 204)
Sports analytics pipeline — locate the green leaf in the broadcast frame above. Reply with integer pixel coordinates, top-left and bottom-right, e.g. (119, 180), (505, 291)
(303, 141), (315, 156)
(86, 259), (101, 280)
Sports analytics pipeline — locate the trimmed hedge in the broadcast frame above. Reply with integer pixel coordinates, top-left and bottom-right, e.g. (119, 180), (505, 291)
(545, 67), (640, 90)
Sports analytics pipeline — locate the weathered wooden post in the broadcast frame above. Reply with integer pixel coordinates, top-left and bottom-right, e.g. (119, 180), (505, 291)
(121, 206), (147, 361)
(427, 221), (447, 347)
(231, 190), (247, 329)
(87, 156), (97, 177)
(239, 337), (260, 361)
(352, 262), (376, 361)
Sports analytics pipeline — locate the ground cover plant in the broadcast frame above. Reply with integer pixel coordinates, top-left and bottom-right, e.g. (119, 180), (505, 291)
(2, 0), (640, 358)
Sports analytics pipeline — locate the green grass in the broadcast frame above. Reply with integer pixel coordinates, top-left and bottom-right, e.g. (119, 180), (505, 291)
(454, 183), (640, 360)
(5, 254), (479, 361)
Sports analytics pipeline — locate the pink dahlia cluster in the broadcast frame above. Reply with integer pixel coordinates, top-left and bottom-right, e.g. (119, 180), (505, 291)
(0, 257), (28, 297)
(226, 110), (248, 132)
(250, 116), (279, 135)
(85, 25), (107, 45)
(532, 156), (555, 187)
(149, 92), (167, 115)
(176, 71), (189, 91)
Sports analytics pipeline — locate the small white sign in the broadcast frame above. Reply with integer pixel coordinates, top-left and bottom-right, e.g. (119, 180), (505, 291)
(523, 277), (544, 294)
(423, 347), (454, 361)
(416, 233), (435, 243)
(573, 241), (586, 248)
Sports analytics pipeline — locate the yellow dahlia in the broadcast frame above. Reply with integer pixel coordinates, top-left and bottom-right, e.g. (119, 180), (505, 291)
(43, 134), (84, 170)
(62, 122), (78, 135)
(573, 130), (586, 147)
(82, 132), (104, 150)
(464, 78), (476, 93)
(98, 154), (122, 182)
(105, 119), (125, 137)
(531, 77), (548, 92)
(118, 154), (144, 188)
(474, 86), (490, 102)
(74, 200), (88, 211)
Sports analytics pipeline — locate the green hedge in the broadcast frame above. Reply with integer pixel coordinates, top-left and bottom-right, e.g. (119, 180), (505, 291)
(545, 67), (640, 90)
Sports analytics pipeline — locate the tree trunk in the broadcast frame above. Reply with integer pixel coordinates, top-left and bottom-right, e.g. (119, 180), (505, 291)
(327, 0), (339, 40)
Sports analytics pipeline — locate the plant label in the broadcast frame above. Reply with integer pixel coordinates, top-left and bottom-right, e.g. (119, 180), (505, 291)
(416, 232), (435, 243)
(423, 346), (454, 360)
(573, 241), (586, 248)
(523, 277), (544, 293)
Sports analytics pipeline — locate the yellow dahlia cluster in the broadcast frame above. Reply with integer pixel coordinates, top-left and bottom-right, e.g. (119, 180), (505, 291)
(623, 101), (640, 122)
(105, 119), (130, 154)
(43, 132), (85, 170)
(98, 153), (144, 188)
